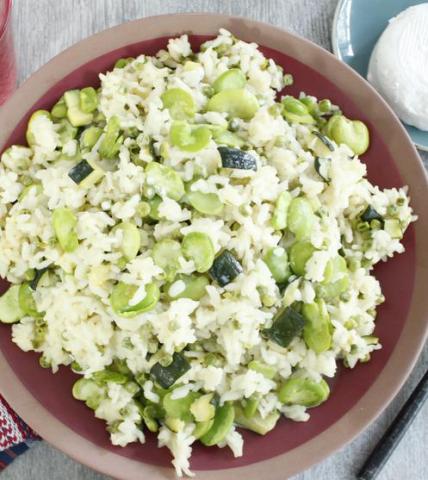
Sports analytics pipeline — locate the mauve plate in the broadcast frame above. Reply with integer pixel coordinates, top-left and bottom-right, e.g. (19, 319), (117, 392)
(0, 13), (427, 480)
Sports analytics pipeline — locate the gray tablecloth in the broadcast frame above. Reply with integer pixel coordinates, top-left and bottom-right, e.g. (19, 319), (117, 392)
(2, 1), (427, 479)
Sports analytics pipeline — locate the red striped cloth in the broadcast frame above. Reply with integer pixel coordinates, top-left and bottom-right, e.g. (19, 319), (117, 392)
(0, 394), (39, 470)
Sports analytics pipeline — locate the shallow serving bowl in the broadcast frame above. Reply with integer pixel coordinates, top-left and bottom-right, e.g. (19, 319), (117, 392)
(0, 13), (427, 480)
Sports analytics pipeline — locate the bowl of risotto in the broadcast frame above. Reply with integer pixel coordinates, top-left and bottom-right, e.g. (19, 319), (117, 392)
(0, 13), (427, 480)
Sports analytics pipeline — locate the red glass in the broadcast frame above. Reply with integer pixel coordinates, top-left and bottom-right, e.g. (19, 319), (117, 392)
(0, 0), (16, 105)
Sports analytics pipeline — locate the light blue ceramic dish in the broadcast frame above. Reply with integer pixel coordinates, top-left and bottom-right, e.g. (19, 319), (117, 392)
(332, 0), (428, 151)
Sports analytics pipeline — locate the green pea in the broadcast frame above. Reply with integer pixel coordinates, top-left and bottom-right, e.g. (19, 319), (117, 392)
(248, 360), (276, 380)
(212, 68), (246, 93)
(152, 239), (182, 281)
(326, 114), (369, 155)
(161, 88), (196, 120)
(18, 283), (42, 318)
(165, 274), (209, 301)
(289, 241), (316, 277)
(79, 87), (98, 113)
(145, 162), (185, 201)
(182, 232), (215, 273)
(302, 299), (332, 353)
(170, 121), (212, 153)
(200, 403), (235, 446)
(113, 222), (141, 261)
(52, 207), (79, 253)
(271, 191), (292, 230)
(278, 377), (330, 407)
(282, 96), (315, 124)
(99, 116), (122, 159)
(206, 88), (259, 120)
(110, 281), (160, 317)
(186, 191), (223, 215)
(264, 247), (291, 284)
(287, 197), (316, 240)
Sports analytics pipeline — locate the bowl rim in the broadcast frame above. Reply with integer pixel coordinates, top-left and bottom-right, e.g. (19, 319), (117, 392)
(0, 12), (427, 480)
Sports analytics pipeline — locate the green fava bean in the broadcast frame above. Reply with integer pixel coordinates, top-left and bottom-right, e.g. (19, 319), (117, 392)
(288, 197), (316, 240)
(272, 191), (292, 230)
(289, 241), (316, 276)
(264, 247), (290, 284)
(170, 121), (212, 153)
(51, 97), (67, 119)
(80, 126), (103, 149)
(163, 391), (200, 422)
(326, 114), (370, 155)
(213, 130), (244, 148)
(26, 110), (51, 147)
(200, 403), (235, 446)
(99, 116), (122, 159)
(166, 274), (209, 301)
(235, 405), (280, 435)
(242, 396), (260, 418)
(152, 239), (182, 281)
(79, 87), (98, 113)
(302, 299), (332, 353)
(282, 96), (315, 125)
(18, 283), (42, 318)
(193, 419), (215, 439)
(187, 191), (223, 216)
(248, 360), (276, 380)
(278, 377), (330, 407)
(206, 88), (259, 120)
(0, 285), (24, 324)
(52, 207), (79, 253)
(182, 232), (215, 273)
(145, 162), (185, 201)
(213, 68), (246, 93)
(161, 88), (196, 120)
(317, 255), (350, 300)
(110, 281), (160, 317)
(114, 222), (141, 261)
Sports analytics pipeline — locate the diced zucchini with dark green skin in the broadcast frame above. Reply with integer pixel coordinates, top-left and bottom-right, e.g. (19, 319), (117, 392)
(200, 403), (235, 446)
(0, 285), (25, 324)
(29, 267), (49, 290)
(68, 159), (94, 184)
(313, 131), (335, 152)
(68, 159), (104, 188)
(218, 146), (257, 171)
(314, 157), (331, 182)
(262, 306), (305, 348)
(150, 352), (191, 389)
(209, 250), (243, 286)
(235, 405), (280, 435)
(360, 205), (383, 223)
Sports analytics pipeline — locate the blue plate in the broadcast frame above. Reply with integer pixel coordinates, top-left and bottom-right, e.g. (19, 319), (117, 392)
(332, 0), (428, 151)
